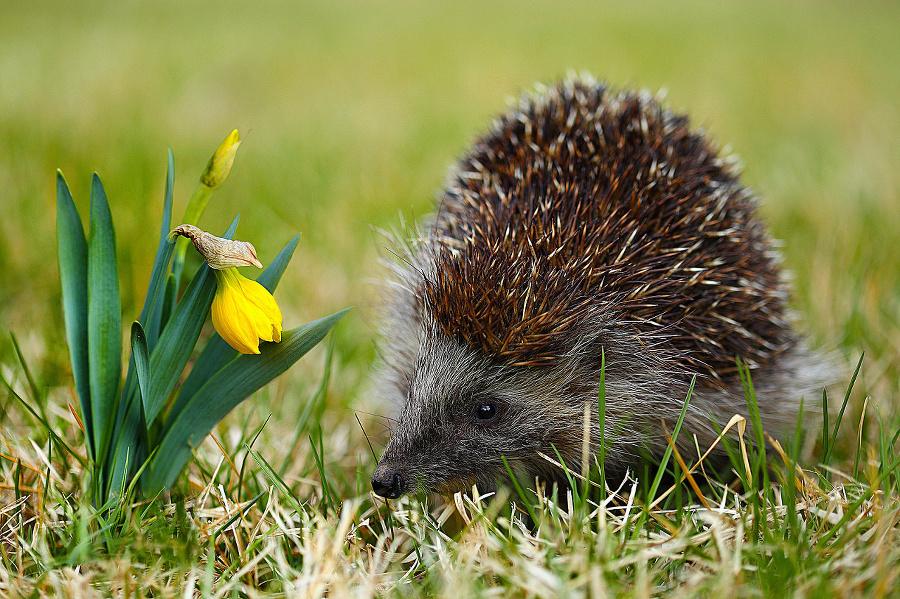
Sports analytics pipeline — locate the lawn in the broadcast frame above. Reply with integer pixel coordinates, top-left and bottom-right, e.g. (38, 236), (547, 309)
(1, 1), (899, 596)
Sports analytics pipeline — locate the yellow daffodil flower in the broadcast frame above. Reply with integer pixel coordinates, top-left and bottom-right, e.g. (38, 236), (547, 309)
(170, 223), (283, 354)
(211, 268), (282, 354)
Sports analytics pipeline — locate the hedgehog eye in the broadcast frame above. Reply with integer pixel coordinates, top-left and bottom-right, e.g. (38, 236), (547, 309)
(474, 402), (498, 422)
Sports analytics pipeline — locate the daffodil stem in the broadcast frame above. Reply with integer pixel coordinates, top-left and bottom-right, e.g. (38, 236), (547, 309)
(171, 184), (212, 284)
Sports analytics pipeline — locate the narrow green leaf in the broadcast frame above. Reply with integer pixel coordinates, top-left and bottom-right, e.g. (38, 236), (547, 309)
(162, 149), (175, 235)
(160, 273), (176, 331)
(247, 446), (306, 517)
(824, 352), (864, 466)
(106, 408), (141, 504)
(143, 308), (350, 493)
(88, 173), (122, 465)
(102, 159), (177, 496)
(647, 375), (694, 501)
(255, 232), (300, 291)
(105, 400), (145, 504)
(144, 265), (215, 423)
(143, 217), (239, 425)
(171, 333), (232, 417)
(502, 455), (539, 526)
(310, 430), (335, 516)
(106, 320), (155, 501)
(131, 322), (151, 419)
(141, 149), (176, 349)
(56, 171), (93, 453)
(172, 185), (212, 287)
(172, 233), (301, 417)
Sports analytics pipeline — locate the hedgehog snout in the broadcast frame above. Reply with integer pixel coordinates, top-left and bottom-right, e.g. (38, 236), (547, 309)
(373, 413), (465, 497)
(371, 463), (405, 499)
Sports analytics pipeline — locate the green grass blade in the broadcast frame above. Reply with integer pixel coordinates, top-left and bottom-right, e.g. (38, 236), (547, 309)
(597, 348), (607, 497)
(171, 233), (300, 418)
(823, 352), (864, 467)
(647, 375), (694, 501)
(822, 387), (830, 469)
(143, 217), (239, 426)
(279, 340), (334, 477)
(502, 455), (539, 526)
(550, 443), (579, 502)
(88, 173), (122, 467)
(106, 405), (141, 504)
(246, 445), (306, 517)
(143, 308), (350, 493)
(9, 333), (43, 413)
(309, 430), (335, 516)
(56, 171), (93, 454)
(740, 360), (768, 486)
(212, 490), (267, 541)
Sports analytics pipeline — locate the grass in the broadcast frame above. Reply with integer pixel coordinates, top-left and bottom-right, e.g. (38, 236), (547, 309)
(1, 0), (900, 596)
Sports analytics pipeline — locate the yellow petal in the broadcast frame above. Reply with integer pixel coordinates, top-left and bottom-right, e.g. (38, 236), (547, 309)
(236, 276), (283, 342)
(212, 270), (260, 354)
(211, 268), (283, 354)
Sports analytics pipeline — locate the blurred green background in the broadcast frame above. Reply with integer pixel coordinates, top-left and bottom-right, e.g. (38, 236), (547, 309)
(2, 1), (899, 439)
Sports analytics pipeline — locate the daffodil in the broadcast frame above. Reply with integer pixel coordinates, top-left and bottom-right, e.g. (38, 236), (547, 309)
(170, 224), (283, 354)
(211, 268), (282, 354)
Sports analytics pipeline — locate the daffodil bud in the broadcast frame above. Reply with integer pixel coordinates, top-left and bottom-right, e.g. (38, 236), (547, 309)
(200, 129), (241, 189)
(169, 224), (263, 269)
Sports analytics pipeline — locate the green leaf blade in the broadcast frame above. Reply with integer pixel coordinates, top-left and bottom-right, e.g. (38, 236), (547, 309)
(105, 322), (153, 503)
(144, 263), (215, 425)
(131, 322), (151, 418)
(56, 171), (93, 454)
(87, 173), (122, 464)
(255, 233), (300, 292)
(143, 308), (350, 494)
(141, 149), (176, 349)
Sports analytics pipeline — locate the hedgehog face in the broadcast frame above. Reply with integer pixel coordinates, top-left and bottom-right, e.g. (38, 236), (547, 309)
(372, 326), (561, 498)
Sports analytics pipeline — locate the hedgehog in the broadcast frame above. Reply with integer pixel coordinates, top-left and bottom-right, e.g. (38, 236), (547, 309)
(370, 77), (833, 499)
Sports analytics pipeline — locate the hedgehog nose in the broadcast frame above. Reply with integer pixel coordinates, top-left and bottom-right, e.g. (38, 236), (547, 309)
(371, 464), (404, 499)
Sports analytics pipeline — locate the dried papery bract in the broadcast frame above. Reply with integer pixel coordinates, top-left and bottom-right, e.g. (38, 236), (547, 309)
(169, 224), (262, 269)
